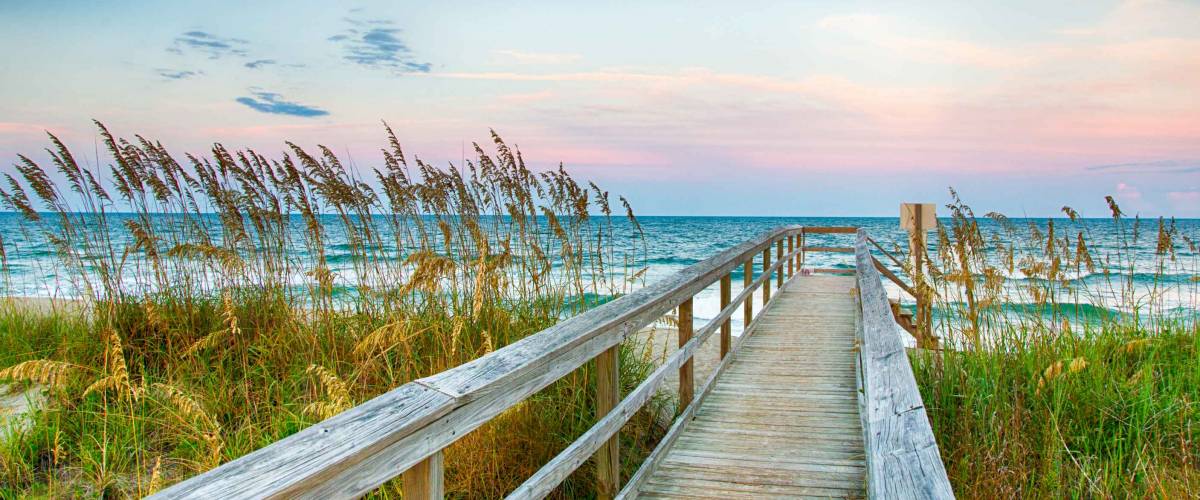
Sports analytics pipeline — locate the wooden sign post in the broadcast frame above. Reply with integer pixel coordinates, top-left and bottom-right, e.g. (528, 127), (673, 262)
(901, 203), (936, 347)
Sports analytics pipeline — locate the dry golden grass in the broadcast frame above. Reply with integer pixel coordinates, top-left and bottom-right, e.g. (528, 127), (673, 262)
(0, 122), (660, 497)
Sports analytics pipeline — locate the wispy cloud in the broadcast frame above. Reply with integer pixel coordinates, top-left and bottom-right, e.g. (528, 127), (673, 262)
(235, 90), (329, 117)
(156, 69), (201, 80)
(168, 31), (249, 59)
(1086, 160), (1200, 174)
(329, 17), (430, 73)
(493, 49), (582, 65)
(244, 59), (276, 69)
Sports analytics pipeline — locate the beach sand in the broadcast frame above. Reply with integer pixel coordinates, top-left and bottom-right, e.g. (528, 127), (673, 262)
(630, 325), (725, 402)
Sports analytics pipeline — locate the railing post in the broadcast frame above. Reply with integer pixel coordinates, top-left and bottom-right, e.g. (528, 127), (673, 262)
(743, 260), (753, 332)
(787, 235), (794, 277)
(678, 298), (694, 407)
(763, 247), (772, 302)
(402, 450), (444, 500)
(776, 239), (784, 289)
(720, 274), (731, 358)
(799, 230), (805, 271)
(594, 346), (620, 498)
(902, 203), (938, 348)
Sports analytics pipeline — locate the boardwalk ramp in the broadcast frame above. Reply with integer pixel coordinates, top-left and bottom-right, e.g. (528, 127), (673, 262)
(634, 275), (864, 498)
(152, 227), (952, 499)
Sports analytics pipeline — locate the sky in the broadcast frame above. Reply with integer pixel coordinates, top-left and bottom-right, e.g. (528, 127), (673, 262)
(1, 0), (1198, 217)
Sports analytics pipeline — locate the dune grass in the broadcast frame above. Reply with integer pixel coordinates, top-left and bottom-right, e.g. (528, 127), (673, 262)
(908, 192), (1199, 497)
(0, 123), (664, 498)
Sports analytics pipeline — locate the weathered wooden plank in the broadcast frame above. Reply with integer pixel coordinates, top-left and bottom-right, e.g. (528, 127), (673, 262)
(615, 271), (796, 499)
(677, 298), (694, 408)
(874, 256), (916, 298)
(854, 229), (954, 500)
(811, 268), (857, 275)
(149, 383), (455, 499)
(787, 235), (795, 277)
(508, 250), (799, 499)
(802, 246), (855, 253)
(776, 240), (784, 289)
(719, 275), (731, 358)
(742, 259), (753, 334)
(594, 346), (620, 498)
(627, 275), (867, 499)
(762, 248), (772, 303)
(803, 226), (858, 234)
(154, 227), (807, 499)
(401, 451), (444, 500)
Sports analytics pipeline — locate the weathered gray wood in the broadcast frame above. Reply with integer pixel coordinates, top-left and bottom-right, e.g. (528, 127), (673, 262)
(803, 226), (858, 234)
(854, 229), (955, 500)
(625, 276), (866, 498)
(594, 346), (620, 498)
(812, 268), (857, 275)
(787, 235), (794, 277)
(803, 245), (855, 253)
(154, 227), (806, 499)
(719, 275), (731, 358)
(775, 240), (784, 289)
(401, 451), (443, 499)
(678, 298), (694, 407)
(615, 256), (801, 499)
(511, 254), (793, 499)
(148, 383), (455, 499)
(762, 248), (772, 303)
(874, 256), (917, 298)
(742, 260), (752, 332)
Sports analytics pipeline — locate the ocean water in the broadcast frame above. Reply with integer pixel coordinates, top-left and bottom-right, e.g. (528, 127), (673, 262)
(629, 217), (1199, 331)
(1, 214), (1197, 332)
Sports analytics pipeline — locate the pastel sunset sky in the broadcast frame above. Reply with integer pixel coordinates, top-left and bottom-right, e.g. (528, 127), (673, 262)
(1, 0), (1198, 216)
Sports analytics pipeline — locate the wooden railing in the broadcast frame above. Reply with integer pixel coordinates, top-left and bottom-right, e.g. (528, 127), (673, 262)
(854, 229), (954, 499)
(151, 226), (849, 499)
(151, 226), (945, 499)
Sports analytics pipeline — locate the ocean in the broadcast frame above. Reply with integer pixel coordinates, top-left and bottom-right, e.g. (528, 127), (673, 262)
(1, 214), (1197, 332)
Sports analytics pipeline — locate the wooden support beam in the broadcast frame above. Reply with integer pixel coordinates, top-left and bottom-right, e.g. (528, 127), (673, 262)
(593, 346), (620, 498)
(902, 203), (937, 348)
(787, 236), (794, 277)
(873, 257), (916, 298)
(762, 249), (772, 303)
(401, 451), (444, 500)
(742, 260), (752, 334)
(775, 240), (784, 289)
(802, 226), (858, 234)
(802, 246), (855, 253)
(677, 298), (694, 408)
(797, 232), (805, 271)
(719, 274), (731, 358)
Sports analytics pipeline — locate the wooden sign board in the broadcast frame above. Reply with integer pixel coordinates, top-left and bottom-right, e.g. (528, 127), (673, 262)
(901, 203), (936, 232)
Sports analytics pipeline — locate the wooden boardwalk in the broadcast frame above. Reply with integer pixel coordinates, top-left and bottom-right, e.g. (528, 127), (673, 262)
(154, 227), (953, 500)
(636, 275), (865, 499)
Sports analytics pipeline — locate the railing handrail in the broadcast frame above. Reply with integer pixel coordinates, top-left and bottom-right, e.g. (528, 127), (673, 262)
(854, 229), (954, 499)
(153, 225), (828, 499)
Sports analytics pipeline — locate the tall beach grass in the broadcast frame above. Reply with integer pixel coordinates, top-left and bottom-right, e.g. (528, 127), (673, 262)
(908, 192), (1199, 497)
(0, 122), (664, 498)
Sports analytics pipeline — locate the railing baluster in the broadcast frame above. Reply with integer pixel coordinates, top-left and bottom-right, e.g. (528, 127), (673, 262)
(787, 235), (794, 277)
(402, 451), (444, 500)
(799, 231), (805, 270)
(678, 298), (694, 407)
(743, 260), (753, 333)
(776, 239), (784, 289)
(719, 274), (731, 358)
(762, 248), (772, 303)
(594, 346), (620, 498)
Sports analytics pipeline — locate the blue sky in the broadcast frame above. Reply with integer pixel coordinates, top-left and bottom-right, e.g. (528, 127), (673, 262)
(1, 0), (1198, 216)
